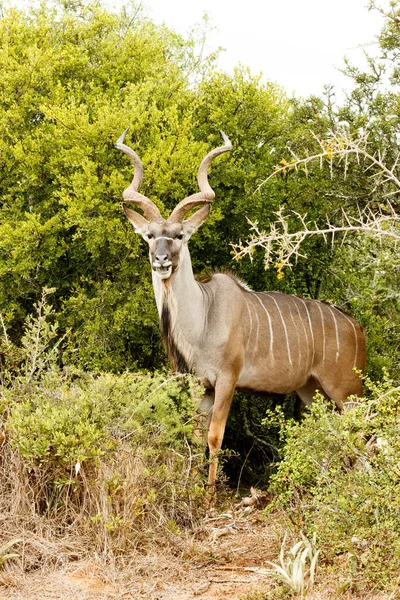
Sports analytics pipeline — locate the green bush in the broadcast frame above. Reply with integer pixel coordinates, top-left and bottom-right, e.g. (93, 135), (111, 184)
(7, 370), (202, 466)
(268, 376), (400, 593)
(0, 291), (206, 557)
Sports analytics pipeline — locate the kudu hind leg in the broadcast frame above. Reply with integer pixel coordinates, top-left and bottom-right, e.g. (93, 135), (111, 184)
(317, 373), (364, 411)
(299, 368), (364, 411)
(296, 376), (330, 407)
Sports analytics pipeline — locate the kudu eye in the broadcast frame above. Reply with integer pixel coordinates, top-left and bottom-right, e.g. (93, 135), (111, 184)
(147, 233), (154, 240)
(176, 233), (184, 240)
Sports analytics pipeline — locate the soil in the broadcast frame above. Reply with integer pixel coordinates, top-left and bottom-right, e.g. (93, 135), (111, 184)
(0, 505), (392, 600)
(0, 507), (280, 600)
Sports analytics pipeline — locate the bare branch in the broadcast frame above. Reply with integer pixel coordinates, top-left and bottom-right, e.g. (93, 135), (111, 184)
(239, 131), (400, 272)
(232, 204), (400, 272)
(0, 313), (9, 344)
(255, 131), (400, 194)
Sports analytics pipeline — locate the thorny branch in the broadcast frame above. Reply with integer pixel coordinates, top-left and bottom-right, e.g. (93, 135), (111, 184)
(232, 132), (400, 272)
(232, 203), (400, 273)
(256, 130), (400, 193)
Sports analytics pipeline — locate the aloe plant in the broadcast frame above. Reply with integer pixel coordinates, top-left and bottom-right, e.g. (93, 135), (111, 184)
(266, 532), (320, 596)
(0, 539), (22, 567)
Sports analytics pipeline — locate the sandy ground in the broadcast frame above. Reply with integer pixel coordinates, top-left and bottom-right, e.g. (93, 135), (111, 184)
(0, 508), (279, 600)
(0, 506), (394, 600)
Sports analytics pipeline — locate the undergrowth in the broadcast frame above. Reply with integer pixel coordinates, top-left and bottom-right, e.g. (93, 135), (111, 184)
(0, 290), (206, 566)
(267, 380), (400, 595)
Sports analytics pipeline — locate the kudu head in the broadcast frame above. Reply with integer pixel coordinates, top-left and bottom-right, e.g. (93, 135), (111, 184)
(116, 129), (232, 280)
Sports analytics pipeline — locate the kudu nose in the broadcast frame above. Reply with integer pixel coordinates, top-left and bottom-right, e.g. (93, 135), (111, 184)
(155, 253), (169, 264)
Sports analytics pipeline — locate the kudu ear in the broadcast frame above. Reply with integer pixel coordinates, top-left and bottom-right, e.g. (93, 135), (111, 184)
(182, 204), (211, 237)
(123, 204), (149, 235)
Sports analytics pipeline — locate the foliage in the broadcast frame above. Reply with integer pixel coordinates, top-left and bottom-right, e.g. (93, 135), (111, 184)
(268, 379), (400, 592)
(232, 127), (400, 379)
(2, 0), (396, 387)
(231, 25), (400, 380)
(327, 234), (400, 380)
(0, 0), (291, 372)
(0, 0), (216, 370)
(233, 128), (400, 273)
(0, 2), (399, 594)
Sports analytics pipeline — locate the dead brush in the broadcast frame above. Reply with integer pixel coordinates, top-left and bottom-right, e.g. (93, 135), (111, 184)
(72, 438), (207, 558)
(0, 291), (208, 567)
(0, 427), (207, 566)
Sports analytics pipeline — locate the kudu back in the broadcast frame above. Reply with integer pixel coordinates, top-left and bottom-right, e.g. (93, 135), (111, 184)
(117, 130), (366, 494)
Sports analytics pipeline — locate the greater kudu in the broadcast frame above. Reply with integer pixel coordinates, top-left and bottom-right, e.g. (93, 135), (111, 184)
(117, 130), (366, 494)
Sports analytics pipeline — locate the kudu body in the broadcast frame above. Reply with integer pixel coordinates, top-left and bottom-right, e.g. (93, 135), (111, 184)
(117, 130), (366, 493)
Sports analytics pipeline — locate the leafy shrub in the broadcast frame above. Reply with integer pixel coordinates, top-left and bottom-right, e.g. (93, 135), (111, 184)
(7, 370), (201, 466)
(0, 291), (206, 559)
(268, 376), (400, 593)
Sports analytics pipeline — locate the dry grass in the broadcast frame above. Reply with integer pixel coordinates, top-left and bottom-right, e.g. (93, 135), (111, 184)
(0, 425), (398, 599)
(0, 438), (396, 600)
(0, 417), (280, 599)
(0, 503), (283, 600)
(0, 431), (207, 572)
(0, 508), (394, 600)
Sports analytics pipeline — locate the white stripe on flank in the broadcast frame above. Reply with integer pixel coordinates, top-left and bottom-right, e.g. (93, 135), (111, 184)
(337, 310), (358, 368)
(266, 294), (293, 368)
(252, 293), (274, 358)
(316, 302), (326, 365)
(248, 294), (260, 353)
(200, 286), (209, 333)
(297, 298), (315, 368)
(293, 301), (311, 374)
(288, 304), (301, 371)
(327, 305), (340, 362)
(244, 296), (253, 352)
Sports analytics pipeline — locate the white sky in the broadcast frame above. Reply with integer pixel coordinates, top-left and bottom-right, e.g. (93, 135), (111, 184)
(144, 0), (391, 101)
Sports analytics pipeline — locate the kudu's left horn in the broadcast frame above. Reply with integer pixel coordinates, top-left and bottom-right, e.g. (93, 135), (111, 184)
(168, 131), (232, 223)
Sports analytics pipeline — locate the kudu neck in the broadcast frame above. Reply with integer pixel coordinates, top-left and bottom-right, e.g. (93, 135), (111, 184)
(152, 244), (203, 318)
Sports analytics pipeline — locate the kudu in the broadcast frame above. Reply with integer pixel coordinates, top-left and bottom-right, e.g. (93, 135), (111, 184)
(116, 129), (366, 494)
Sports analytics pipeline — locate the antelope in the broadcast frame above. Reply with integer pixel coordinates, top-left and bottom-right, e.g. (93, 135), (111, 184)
(116, 130), (366, 495)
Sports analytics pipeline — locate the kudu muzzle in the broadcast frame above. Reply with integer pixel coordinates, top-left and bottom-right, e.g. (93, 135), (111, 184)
(152, 237), (173, 279)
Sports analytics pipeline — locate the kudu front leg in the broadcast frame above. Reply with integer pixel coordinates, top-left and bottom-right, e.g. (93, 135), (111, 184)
(207, 374), (236, 499)
(193, 389), (214, 446)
